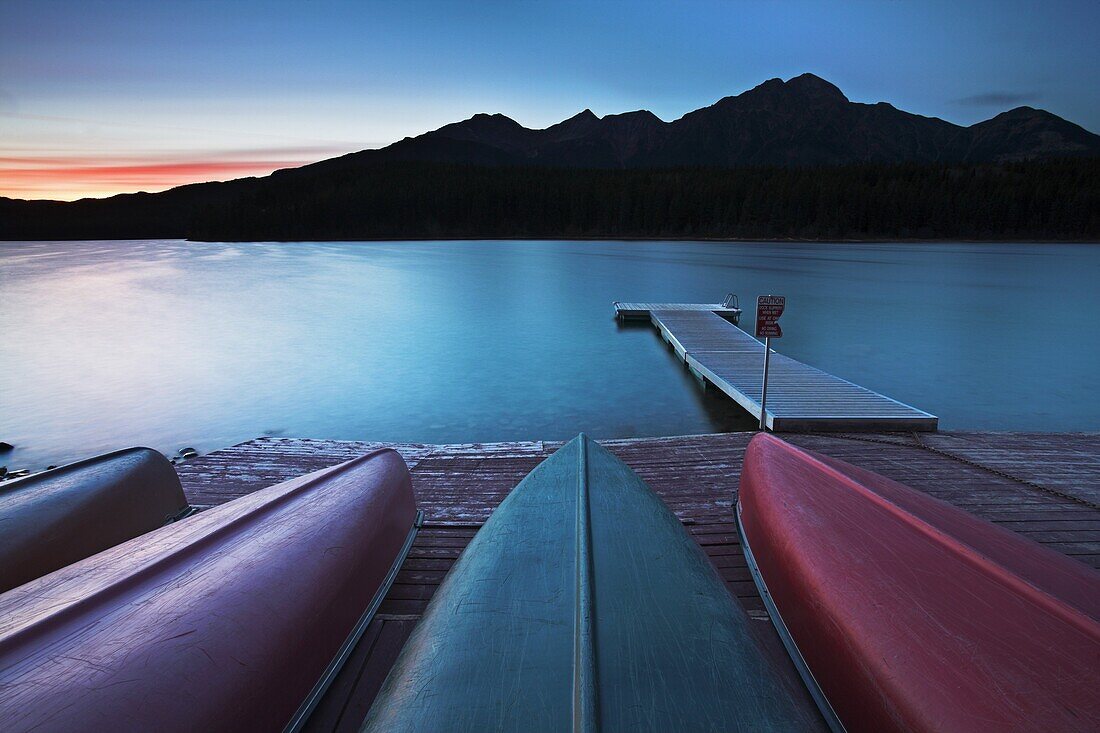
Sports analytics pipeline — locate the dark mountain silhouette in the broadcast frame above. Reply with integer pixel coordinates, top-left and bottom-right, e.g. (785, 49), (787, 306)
(2, 74), (1098, 241)
(299, 73), (1098, 170)
(958, 106), (1100, 161)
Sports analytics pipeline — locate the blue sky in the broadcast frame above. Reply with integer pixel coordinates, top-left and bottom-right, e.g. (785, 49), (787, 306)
(1, 0), (1097, 199)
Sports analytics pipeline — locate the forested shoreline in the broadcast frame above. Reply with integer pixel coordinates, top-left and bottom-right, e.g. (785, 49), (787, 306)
(2, 158), (1097, 241)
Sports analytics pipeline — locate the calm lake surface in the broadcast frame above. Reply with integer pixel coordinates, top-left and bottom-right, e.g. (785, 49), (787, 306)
(1, 239), (1098, 469)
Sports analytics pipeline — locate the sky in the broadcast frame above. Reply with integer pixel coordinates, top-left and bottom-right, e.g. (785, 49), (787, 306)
(1, 0), (1097, 200)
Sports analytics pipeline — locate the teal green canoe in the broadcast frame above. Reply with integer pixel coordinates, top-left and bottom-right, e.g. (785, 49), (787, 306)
(363, 434), (824, 732)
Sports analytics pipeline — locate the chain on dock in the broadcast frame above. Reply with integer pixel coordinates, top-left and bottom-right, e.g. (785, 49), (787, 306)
(823, 432), (1100, 512)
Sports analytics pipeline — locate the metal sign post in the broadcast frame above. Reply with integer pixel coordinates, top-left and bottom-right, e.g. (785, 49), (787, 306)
(754, 295), (786, 431)
(759, 336), (772, 430)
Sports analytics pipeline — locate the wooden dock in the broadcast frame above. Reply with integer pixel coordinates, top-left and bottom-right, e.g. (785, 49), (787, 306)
(176, 430), (1100, 732)
(614, 300), (742, 323)
(648, 309), (938, 431)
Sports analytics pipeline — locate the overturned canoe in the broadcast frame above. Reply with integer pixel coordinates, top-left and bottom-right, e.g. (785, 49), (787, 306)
(0, 447), (419, 733)
(738, 433), (1100, 733)
(0, 447), (189, 593)
(363, 434), (824, 732)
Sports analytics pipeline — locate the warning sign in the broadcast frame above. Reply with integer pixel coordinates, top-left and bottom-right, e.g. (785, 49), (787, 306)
(755, 295), (785, 338)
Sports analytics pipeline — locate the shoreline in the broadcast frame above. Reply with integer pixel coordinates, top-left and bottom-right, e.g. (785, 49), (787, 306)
(4, 236), (1100, 245)
(184, 235), (1100, 244)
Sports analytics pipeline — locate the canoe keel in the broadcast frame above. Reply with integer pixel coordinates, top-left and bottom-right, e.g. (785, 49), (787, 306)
(363, 434), (824, 732)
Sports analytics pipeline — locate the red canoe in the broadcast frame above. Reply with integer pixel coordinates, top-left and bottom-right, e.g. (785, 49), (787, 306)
(738, 433), (1100, 733)
(0, 447), (189, 593)
(0, 448), (418, 733)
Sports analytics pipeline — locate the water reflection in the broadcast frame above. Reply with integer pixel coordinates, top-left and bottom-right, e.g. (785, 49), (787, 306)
(1, 239), (1097, 469)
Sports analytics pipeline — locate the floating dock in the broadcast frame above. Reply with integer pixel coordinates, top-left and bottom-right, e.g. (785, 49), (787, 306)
(614, 300), (742, 323)
(177, 431), (1100, 732)
(640, 308), (937, 431)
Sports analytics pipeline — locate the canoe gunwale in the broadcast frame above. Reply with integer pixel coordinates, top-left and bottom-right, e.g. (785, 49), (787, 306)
(166, 504), (199, 523)
(284, 508), (424, 733)
(737, 500), (846, 733)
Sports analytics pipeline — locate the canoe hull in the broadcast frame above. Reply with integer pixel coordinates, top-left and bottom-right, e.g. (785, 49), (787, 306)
(364, 435), (824, 732)
(0, 447), (188, 593)
(738, 433), (1100, 733)
(0, 448), (417, 733)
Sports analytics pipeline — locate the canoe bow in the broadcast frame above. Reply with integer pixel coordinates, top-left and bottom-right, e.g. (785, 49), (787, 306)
(363, 434), (823, 732)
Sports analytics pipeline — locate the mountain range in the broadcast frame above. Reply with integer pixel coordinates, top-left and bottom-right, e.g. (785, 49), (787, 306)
(2, 74), (1097, 241)
(303, 73), (1099, 171)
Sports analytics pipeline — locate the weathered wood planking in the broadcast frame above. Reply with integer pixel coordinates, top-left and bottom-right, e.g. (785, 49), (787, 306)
(649, 310), (938, 432)
(174, 431), (1100, 732)
(614, 301), (741, 323)
(913, 432), (1100, 507)
(178, 437), (535, 508)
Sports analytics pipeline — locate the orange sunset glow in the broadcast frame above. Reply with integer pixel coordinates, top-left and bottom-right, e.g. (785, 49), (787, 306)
(0, 153), (330, 201)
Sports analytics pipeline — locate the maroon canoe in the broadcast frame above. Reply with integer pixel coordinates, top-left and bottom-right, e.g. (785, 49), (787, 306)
(0, 447), (189, 593)
(0, 447), (418, 733)
(738, 433), (1100, 733)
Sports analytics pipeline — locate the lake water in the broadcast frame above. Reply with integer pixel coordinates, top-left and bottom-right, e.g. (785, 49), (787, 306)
(1, 239), (1098, 470)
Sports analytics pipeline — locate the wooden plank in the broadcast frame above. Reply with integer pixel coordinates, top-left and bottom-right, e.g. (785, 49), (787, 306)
(329, 619), (418, 733)
(301, 620), (386, 733)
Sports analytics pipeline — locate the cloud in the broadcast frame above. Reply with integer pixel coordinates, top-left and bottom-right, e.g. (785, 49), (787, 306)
(952, 91), (1041, 107)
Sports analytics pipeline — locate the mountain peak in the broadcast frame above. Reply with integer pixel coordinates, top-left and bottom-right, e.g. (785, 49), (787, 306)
(784, 73), (848, 103)
(470, 112), (515, 122)
(731, 73), (847, 109)
(554, 108), (599, 128)
(963, 105), (1098, 161)
(605, 109), (664, 124)
(544, 108), (603, 141)
(993, 106), (1049, 120)
(978, 106), (1084, 129)
(430, 112), (532, 152)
